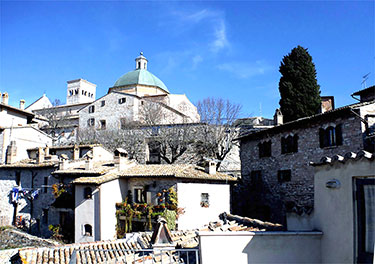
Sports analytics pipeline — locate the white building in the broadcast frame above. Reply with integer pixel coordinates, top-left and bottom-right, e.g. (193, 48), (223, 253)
(0, 92), (53, 164)
(51, 152), (235, 243)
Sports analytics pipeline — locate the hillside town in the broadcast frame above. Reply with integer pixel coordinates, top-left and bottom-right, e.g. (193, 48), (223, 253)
(0, 50), (374, 263)
(1, 2), (374, 263)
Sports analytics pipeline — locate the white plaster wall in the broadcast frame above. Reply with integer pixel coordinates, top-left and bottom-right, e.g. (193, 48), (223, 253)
(0, 108), (29, 127)
(177, 183), (230, 230)
(92, 146), (114, 161)
(25, 95), (52, 111)
(74, 185), (99, 243)
(286, 212), (314, 231)
(199, 231), (322, 264)
(0, 127), (52, 164)
(313, 159), (375, 263)
(99, 179), (126, 240)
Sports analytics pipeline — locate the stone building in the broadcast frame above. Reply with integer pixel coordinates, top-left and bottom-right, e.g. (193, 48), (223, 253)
(0, 144), (113, 241)
(235, 88), (375, 225)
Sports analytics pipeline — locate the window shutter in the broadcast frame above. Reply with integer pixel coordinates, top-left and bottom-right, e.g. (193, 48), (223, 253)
(319, 128), (325, 148)
(336, 124), (343, 145)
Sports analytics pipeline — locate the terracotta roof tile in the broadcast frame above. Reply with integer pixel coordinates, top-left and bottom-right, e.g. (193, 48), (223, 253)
(73, 164), (237, 184)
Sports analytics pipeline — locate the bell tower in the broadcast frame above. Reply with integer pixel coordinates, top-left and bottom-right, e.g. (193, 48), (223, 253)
(135, 52), (148, 70)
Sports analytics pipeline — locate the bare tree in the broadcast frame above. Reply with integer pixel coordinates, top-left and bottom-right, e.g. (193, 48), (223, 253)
(77, 100), (195, 164)
(195, 97), (242, 169)
(37, 99), (71, 129)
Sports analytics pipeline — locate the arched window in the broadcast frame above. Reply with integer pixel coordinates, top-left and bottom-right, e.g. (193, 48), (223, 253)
(319, 124), (342, 148)
(84, 224), (92, 236)
(138, 62), (141, 69)
(84, 187), (92, 199)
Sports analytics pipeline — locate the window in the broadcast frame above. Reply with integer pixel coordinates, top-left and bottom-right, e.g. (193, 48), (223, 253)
(84, 224), (92, 236)
(134, 188), (144, 203)
(87, 118), (95, 127)
(42, 209), (48, 224)
(88, 105), (95, 113)
(278, 170), (291, 183)
(281, 134), (298, 154)
(147, 141), (161, 164)
(118, 98), (126, 104)
(75, 89), (79, 95)
(101, 100), (105, 107)
(151, 126), (159, 136)
(200, 193), (209, 208)
(258, 141), (272, 158)
(120, 118), (127, 129)
(251, 170), (262, 184)
(355, 178), (375, 262)
(100, 120), (106, 130)
(84, 187), (92, 199)
(319, 124), (342, 148)
(43, 176), (48, 193)
(69, 90), (73, 96)
(138, 62), (141, 69)
(15, 172), (21, 186)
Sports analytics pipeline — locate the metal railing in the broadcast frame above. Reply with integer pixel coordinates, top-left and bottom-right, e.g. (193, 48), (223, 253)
(69, 248), (200, 264)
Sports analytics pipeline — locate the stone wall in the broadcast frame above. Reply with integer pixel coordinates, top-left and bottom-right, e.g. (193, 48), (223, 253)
(0, 166), (75, 240)
(235, 112), (365, 224)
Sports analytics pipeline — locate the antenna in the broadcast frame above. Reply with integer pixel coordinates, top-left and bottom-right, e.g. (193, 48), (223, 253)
(361, 72), (370, 89)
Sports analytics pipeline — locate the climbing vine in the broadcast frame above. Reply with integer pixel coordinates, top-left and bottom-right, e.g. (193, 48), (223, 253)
(115, 187), (184, 238)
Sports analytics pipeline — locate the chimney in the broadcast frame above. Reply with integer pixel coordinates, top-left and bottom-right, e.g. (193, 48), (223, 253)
(84, 152), (94, 170)
(73, 145), (80, 160)
(205, 161), (216, 175)
(59, 154), (69, 170)
(37, 147), (45, 163)
(2, 92), (9, 105)
(44, 146), (50, 157)
(19, 99), (25, 110)
(274, 109), (283, 126)
(85, 158), (94, 170)
(114, 148), (129, 171)
(6, 141), (17, 164)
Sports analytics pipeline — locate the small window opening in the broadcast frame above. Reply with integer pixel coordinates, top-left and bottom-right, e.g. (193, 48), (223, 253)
(101, 100), (105, 107)
(201, 193), (210, 208)
(88, 105), (95, 113)
(87, 118), (95, 127)
(119, 98), (126, 104)
(84, 224), (92, 236)
(15, 172), (21, 186)
(100, 120), (106, 130)
(84, 187), (92, 199)
(134, 188), (145, 203)
(278, 170), (291, 183)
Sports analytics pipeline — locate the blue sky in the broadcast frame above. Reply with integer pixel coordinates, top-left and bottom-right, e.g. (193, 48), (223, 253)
(1, 1), (374, 118)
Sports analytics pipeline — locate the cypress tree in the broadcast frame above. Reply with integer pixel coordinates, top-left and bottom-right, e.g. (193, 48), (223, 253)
(278, 46), (321, 122)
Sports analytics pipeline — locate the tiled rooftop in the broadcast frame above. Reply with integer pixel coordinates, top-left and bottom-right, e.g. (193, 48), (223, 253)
(17, 213), (281, 263)
(72, 164), (237, 184)
(0, 159), (58, 168)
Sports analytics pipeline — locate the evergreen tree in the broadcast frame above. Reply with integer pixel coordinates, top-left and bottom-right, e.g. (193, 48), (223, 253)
(278, 46), (321, 122)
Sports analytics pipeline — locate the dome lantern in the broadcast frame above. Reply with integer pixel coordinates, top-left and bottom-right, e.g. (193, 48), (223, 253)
(135, 51), (148, 70)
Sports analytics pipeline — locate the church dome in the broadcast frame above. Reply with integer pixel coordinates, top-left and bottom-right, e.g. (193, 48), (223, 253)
(113, 69), (169, 92)
(113, 52), (169, 93)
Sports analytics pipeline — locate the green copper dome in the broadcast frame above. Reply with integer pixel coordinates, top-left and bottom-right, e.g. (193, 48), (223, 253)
(113, 69), (169, 93)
